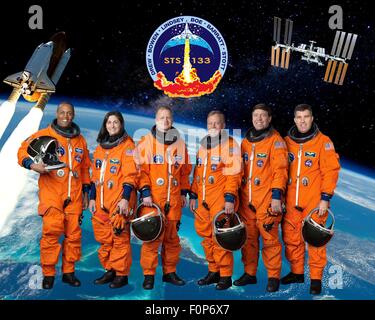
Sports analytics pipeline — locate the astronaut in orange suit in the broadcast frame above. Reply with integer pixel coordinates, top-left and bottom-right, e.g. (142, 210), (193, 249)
(17, 102), (90, 289)
(281, 104), (340, 295)
(189, 110), (242, 290)
(136, 105), (191, 290)
(88, 111), (137, 289)
(234, 104), (288, 293)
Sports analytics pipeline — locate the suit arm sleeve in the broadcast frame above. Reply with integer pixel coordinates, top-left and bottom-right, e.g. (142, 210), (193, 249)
(270, 138), (289, 196)
(180, 144), (192, 195)
(89, 148), (100, 201)
(17, 132), (40, 169)
(135, 137), (151, 196)
(320, 139), (341, 198)
(80, 138), (91, 186)
(189, 155), (199, 199)
(121, 141), (138, 199)
(222, 139), (242, 197)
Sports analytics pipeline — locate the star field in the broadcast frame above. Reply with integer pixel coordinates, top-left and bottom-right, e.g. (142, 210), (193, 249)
(0, 0), (373, 168)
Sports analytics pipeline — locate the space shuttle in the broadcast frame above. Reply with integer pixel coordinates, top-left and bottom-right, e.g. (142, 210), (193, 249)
(4, 41), (55, 95)
(3, 32), (71, 105)
(181, 23), (193, 39)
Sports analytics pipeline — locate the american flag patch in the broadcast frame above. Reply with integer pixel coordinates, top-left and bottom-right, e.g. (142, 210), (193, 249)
(229, 147), (240, 155)
(274, 141), (286, 149)
(325, 142), (334, 151)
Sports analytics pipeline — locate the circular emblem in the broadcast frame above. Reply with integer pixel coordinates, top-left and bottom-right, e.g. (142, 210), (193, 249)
(153, 155), (164, 164)
(254, 177), (261, 186)
(302, 177), (309, 186)
(95, 159), (102, 169)
(146, 16), (228, 98)
(156, 178), (165, 186)
(208, 176), (215, 184)
(110, 166), (117, 174)
(211, 164), (217, 171)
(288, 152), (295, 163)
(257, 160), (264, 167)
(305, 159), (313, 167)
(74, 155), (82, 163)
(57, 146), (65, 156)
(57, 169), (65, 177)
(107, 180), (114, 189)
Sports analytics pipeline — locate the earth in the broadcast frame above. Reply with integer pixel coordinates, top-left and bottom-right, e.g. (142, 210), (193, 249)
(0, 99), (374, 300)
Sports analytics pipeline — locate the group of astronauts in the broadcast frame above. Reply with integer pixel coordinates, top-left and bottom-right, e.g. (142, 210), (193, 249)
(17, 101), (340, 295)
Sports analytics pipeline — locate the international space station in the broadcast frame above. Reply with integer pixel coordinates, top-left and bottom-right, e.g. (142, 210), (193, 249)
(271, 17), (358, 85)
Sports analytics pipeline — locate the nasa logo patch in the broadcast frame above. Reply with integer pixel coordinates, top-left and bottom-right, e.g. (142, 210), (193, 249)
(257, 160), (264, 167)
(305, 159), (313, 167)
(75, 155), (82, 163)
(110, 166), (117, 174)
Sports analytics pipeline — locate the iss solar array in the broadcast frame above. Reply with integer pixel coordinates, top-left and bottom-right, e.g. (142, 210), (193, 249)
(271, 16), (358, 85)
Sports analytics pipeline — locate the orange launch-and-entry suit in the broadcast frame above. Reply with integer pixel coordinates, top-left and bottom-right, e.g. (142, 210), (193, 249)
(283, 123), (340, 280)
(239, 127), (288, 279)
(90, 133), (138, 276)
(190, 132), (242, 277)
(136, 126), (191, 275)
(18, 121), (91, 276)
